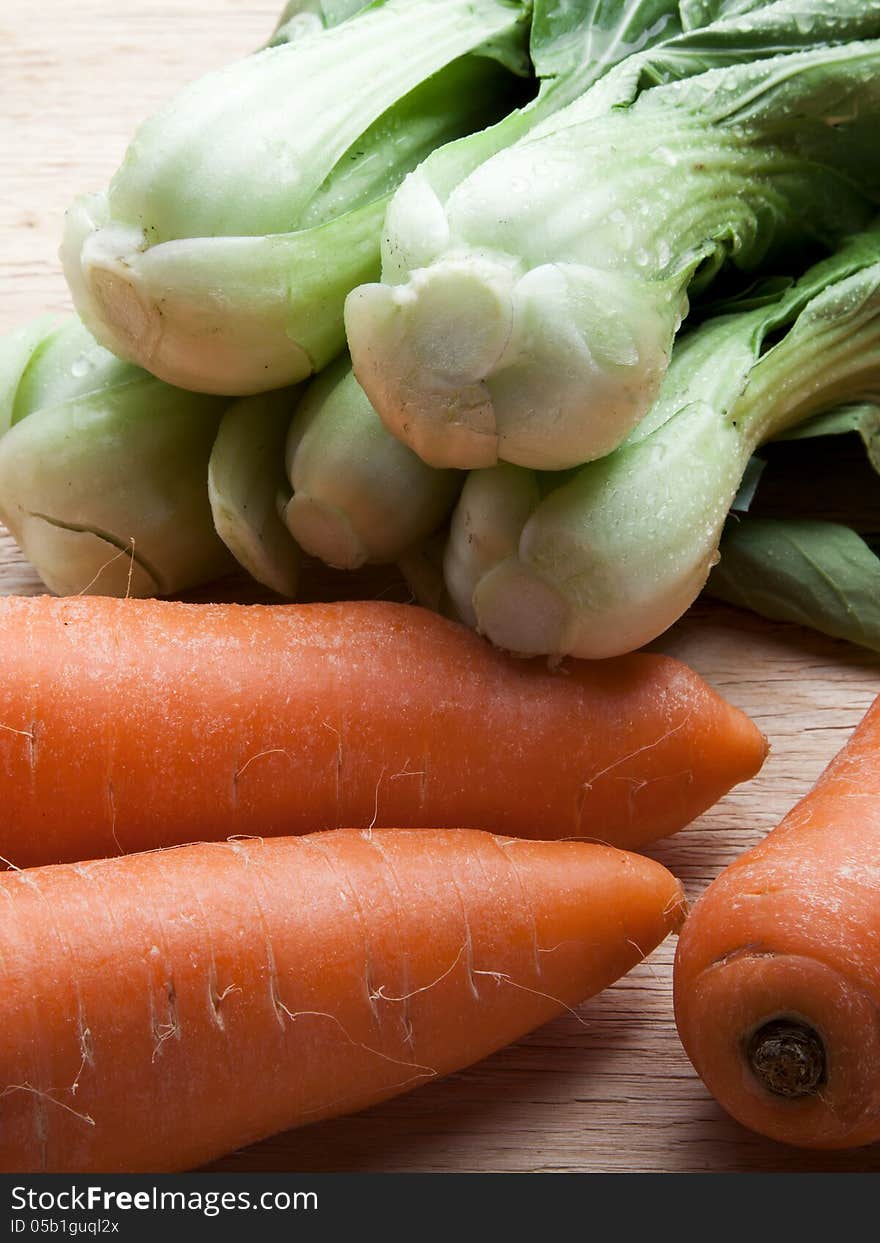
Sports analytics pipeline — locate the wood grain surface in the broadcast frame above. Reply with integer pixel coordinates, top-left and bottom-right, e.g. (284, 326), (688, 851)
(2, 2), (879, 1174)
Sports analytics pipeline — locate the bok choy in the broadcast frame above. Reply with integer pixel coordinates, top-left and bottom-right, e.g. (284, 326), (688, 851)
(0, 318), (232, 598)
(282, 358), (461, 569)
(347, 15), (880, 471)
(275, 0), (723, 571)
(277, 0), (871, 570)
(444, 225), (880, 658)
(208, 389), (304, 598)
(62, 0), (533, 396)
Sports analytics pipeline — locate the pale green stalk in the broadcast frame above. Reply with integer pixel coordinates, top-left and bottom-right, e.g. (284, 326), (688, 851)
(208, 389), (303, 597)
(62, 0), (532, 396)
(0, 318), (233, 597)
(282, 357), (460, 569)
(444, 227), (880, 657)
(347, 14), (880, 471)
(287, 0), (809, 570)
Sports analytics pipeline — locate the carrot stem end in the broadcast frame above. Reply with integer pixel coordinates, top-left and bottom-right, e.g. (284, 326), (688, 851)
(746, 1018), (826, 1099)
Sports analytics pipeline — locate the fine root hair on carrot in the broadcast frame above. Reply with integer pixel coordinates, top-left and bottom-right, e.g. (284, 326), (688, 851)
(150, 1023), (180, 1064)
(663, 890), (688, 921)
(625, 940), (664, 987)
(70, 1029), (95, 1099)
(149, 981), (181, 1065)
(580, 713), (695, 793)
(0, 1084), (95, 1130)
(269, 1004), (438, 1082)
(624, 935), (649, 960)
(390, 760), (428, 781)
(320, 720), (344, 826)
(74, 537), (136, 598)
(367, 767), (388, 835)
(227, 839), (262, 868)
(210, 980), (242, 1017)
(470, 969), (592, 1031)
(233, 749), (291, 782)
(369, 946), (466, 1005)
(107, 780), (123, 857)
(124, 537), (135, 599)
(536, 940), (577, 957)
(496, 832), (617, 850)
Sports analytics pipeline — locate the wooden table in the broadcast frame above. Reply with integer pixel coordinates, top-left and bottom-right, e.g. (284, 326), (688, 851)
(2, 1), (879, 1174)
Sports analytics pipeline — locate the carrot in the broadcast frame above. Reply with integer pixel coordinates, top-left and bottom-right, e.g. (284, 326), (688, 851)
(674, 693), (880, 1150)
(0, 596), (765, 868)
(0, 827), (685, 1172)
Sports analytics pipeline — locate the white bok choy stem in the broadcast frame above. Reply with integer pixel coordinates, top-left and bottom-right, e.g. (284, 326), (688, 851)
(277, 0), (739, 571)
(347, 17), (880, 471)
(208, 389), (304, 599)
(282, 357), (461, 570)
(444, 225), (880, 658)
(62, 0), (533, 396)
(372, 0), (880, 294)
(0, 318), (233, 598)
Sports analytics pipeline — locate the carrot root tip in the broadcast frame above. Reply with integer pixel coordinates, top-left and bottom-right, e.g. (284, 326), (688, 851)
(746, 1018), (826, 1099)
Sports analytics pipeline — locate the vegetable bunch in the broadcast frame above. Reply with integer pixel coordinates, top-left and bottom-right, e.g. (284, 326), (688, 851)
(5, 0), (880, 1174)
(443, 227), (880, 658)
(3, 0), (880, 664)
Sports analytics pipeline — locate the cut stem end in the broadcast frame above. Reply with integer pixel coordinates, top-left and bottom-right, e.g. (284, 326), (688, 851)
(746, 1018), (826, 1100)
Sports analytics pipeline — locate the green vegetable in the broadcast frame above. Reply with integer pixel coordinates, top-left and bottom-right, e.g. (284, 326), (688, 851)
(445, 462), (546, 631)
(346, 13), (880, 471)
(62, 0), (533, 396)
(282, 357), (460, 569)
(443, 225), (880, 657)
(376, 0), (705, 274)
(208, 390), (303, 598)
(0, 318), (232, 598)
(284, 0), (728, 573)
(0, 314), (58, 435)
(708, 516), (880, 653)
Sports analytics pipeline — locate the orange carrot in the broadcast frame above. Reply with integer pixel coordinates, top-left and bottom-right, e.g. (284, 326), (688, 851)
(674, 693), (880, 1150)
(0, 827), (684, 1172)
(0, 596), (766, 868)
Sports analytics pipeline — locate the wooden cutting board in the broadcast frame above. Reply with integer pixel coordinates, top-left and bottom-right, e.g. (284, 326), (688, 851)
(2, 1), (879, 1173)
